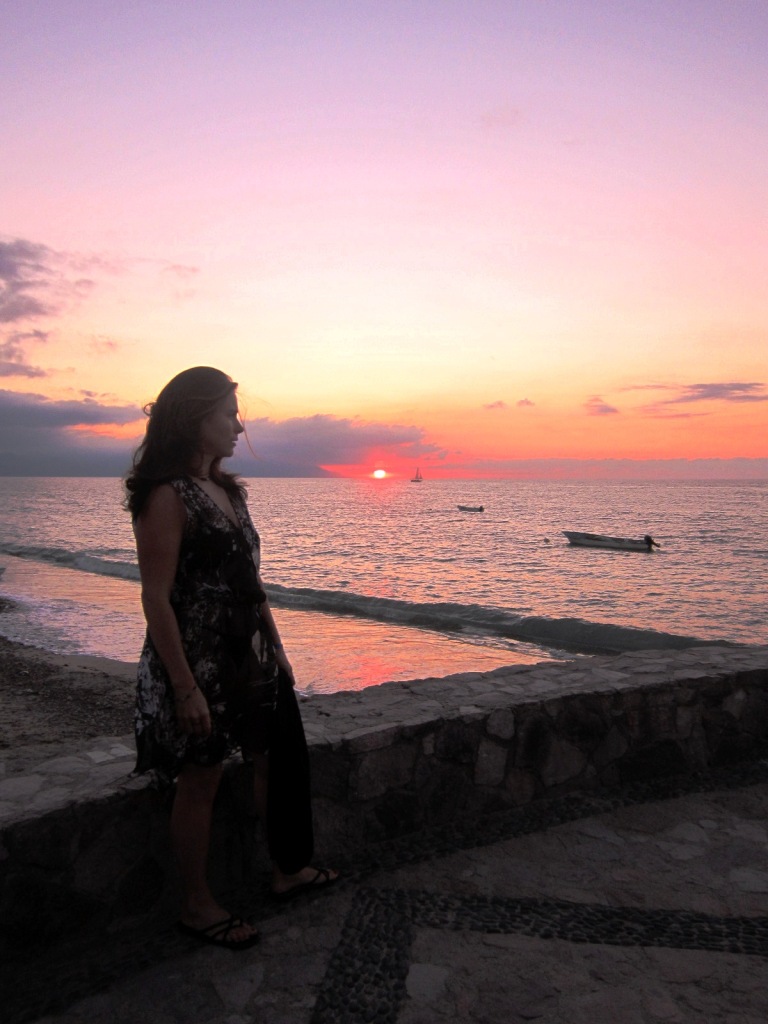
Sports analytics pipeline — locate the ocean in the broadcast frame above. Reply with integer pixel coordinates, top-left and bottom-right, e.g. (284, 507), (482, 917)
(0, 477), (766, 694)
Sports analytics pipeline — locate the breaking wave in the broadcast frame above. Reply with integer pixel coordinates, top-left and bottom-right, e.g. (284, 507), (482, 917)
(0, 541), (737, 656)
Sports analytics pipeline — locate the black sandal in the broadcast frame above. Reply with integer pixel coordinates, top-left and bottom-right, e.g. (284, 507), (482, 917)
(177, 915), (260, 950)
(271, 866), (340, 902)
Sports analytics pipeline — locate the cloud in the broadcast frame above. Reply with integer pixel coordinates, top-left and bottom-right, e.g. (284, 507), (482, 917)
(234, 414), (442, 475)
(1, 236), (201, 380)
(162, 263), (200, 281)
(0, 399), (443, 477)
(0, 389), (140, 429)
(584, 395), (619, 415)
(88, 337), (120, 355)
(0, 239), (58, 323)
(0, 389), (142, 474)
(0, 237), (94, 377)
(481, 398), (535, 410)
(0, 361), (46, 378)
(632, 381), (768, 417)
(0, 329), (50, 378)
(0, 237), (137, 329)
(667, 382), (768, 404)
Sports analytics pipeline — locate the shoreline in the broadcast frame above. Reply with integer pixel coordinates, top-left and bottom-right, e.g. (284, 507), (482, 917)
(0, 635), (136, 774)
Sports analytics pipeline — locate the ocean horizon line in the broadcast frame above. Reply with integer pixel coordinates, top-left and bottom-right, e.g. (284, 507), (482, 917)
(0, 468), (767, 482)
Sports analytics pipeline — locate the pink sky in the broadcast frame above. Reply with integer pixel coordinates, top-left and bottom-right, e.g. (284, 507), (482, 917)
(1, 1), (767, 477)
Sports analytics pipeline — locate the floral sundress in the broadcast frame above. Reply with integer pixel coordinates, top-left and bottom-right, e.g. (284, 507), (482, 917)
(134, 477), (279, 785)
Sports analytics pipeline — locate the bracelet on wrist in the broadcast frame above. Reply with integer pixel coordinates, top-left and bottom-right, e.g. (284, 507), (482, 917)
(175, 684), (198, 703)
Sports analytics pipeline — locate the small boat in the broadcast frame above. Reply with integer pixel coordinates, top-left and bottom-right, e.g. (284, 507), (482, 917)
(411, 467), (423, 483)
(563, 531), (660, 552)
(458, 504), (484, 512)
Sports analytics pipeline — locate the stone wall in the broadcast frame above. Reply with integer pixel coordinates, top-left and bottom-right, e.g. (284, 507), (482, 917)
(1, 645), (767, 953)
(303, 645), (768, 856)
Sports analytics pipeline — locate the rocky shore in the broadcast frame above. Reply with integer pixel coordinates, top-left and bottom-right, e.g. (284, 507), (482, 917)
(0, 635), (136, 774)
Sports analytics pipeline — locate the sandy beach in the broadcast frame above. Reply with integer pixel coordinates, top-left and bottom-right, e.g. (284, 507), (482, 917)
(0, 632), (136, 775)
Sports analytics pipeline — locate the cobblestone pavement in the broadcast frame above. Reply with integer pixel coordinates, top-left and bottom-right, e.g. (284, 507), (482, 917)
(6, 761), (768, 1024)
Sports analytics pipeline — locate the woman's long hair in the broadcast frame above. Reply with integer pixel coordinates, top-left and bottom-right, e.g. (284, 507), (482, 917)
(124, 366), (246, 519)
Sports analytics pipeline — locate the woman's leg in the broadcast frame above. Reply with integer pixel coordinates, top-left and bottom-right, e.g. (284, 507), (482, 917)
(250, 751), (339, 894)
(172, 762), (257, 938)
(251, 751), (269, 821)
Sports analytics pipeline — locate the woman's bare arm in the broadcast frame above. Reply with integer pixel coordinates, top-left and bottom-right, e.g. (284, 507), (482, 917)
(135, 485), (211, 734)
(258, 587), (296, 685)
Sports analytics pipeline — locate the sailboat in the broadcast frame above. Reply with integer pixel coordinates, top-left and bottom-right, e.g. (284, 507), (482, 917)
(411, 467), (423, 483)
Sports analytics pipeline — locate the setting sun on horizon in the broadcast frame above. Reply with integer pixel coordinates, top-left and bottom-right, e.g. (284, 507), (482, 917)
(1, 2), (767, 479)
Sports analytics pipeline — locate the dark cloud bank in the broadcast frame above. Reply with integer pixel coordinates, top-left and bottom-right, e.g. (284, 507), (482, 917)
(0, 386), (765, 479)
(0, 392), (441, 477)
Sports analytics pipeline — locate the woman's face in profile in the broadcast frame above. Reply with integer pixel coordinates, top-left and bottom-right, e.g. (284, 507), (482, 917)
(198, 392), (244, 460)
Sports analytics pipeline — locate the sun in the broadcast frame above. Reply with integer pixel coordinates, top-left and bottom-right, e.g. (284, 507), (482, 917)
(372, 469), (387, 479)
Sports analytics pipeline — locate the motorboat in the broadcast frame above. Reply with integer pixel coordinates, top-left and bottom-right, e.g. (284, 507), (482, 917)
(563, 531), (660, 552)
(457, 504), (484, 512)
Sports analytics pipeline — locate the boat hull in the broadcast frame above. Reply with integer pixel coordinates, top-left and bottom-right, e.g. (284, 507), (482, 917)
(563, 531), (656, 552)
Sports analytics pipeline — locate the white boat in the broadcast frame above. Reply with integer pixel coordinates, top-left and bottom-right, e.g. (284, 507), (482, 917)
(411, 467), (423, 482)
(458, 504), (484, 512)
(563, 531), (660, 552)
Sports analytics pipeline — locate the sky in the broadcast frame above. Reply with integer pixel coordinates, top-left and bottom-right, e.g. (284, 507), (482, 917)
(1, 0), (767, 478)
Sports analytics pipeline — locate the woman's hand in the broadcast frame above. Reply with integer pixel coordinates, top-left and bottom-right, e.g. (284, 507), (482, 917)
(174, 686), (212, 736)
(275, 647), (296, 686)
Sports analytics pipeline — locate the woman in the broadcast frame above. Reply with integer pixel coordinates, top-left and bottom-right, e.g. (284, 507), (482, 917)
(125, 366), (337, 951)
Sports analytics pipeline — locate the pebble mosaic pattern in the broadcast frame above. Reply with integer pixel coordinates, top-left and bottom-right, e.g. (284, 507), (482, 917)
(5, 758), (768, 1024)
(313, 888), (768, 1024)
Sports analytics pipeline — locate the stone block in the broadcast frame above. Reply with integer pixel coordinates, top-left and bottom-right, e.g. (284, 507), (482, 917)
(27, 787), (73, 814)
(0, 775), (43, 801)
(741, 688), (768, 738)
(649, 703), (677, 737)
(310, 747), (350, 801)
(0, 870), (104, 950)
(721, 688), (748, 720)
(406, 963), (449, 1001)
(352, 742), (417, 801)
(311, 797), (365, 861)
(541, 737), (588, 788)
(487, 707), (515, 740)
(418, 762), (474, 823)
(434, 718), (481, 765)
(73, 804), (153, 897)
(503, 767), (537, 806)
(474, 738), (508, 787)
(401, 716), (441, 739)
(515, 713), (552, 770)
(592, 726), (629, 768)
(710, 730), (761, 766)
(554, 700), (610, 752)
(400, 713), (443, 734)
(4, 807), (81, 870)
(675, 705), (697, 739)
(113, 854), (166, 916)
(618, 739), (688, 784)
(344, 722), (403, 753)
(370, 789), (422, 837)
